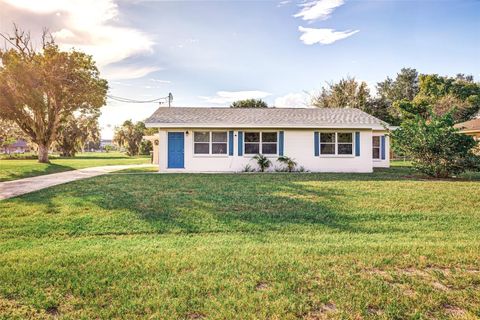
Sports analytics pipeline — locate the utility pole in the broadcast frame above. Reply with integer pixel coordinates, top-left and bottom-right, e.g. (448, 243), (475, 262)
(168, 92), (173, 107)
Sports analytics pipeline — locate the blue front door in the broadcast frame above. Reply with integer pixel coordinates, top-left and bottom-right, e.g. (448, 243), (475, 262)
(168, 132), (184, 168)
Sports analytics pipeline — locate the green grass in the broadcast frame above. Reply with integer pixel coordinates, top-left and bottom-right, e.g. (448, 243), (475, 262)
(1, 165), (480, 319)
(0, 152), (150, 182)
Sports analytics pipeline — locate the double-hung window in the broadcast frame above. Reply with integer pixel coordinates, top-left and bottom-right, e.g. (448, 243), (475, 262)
(244, 132), (278, 155)
(319, 132), (353, 156)
(372, 136), (381, 159)
(194, 131), (228, 155)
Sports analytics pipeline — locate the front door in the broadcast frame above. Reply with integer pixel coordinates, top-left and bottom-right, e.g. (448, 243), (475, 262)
(168, 132), (184, 169)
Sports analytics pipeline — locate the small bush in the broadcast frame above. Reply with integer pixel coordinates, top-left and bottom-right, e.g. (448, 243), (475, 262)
(252, 154), (272, 172)
(277, 156), (297, 172)
(242, 164), (256, 172)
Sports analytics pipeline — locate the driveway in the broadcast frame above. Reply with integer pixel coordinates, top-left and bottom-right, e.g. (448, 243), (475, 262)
(0, 164), (152, 200)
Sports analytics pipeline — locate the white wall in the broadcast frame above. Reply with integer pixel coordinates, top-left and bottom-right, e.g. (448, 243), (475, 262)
(158, 128), (388, 173)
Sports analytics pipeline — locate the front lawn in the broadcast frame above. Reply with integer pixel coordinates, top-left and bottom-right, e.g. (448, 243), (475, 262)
(0, 152), (150, 182)
(1, 166), (479, 319)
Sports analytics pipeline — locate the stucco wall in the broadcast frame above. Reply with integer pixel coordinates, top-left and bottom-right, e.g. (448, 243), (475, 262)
(157, 128), (389, 173)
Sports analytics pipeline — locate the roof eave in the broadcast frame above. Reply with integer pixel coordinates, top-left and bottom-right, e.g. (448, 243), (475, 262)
(145, 122), (387, 130)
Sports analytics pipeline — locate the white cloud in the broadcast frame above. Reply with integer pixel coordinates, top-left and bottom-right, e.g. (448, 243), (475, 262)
(298, 26), (359, 45)
(3, 0), (155, 77)
(102, 65), (161, 80)
(149, 79), (172, 84)
(294, 0), (344, 21)
(274, 92), (310, 108)
(199, 91), (271, 104)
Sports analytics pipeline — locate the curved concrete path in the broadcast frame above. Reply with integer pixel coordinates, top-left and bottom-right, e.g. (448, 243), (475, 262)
(0, 164), (153, 200)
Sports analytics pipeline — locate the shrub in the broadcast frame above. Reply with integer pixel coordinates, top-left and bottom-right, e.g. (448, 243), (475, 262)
(252, 154), (271, 172)
(242, 164), (256, 172)
(391, 111), (480, 178)
(277, 156), (297, 172)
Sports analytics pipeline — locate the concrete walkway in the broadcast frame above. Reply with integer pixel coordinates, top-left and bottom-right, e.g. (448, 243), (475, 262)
(0, 164), (152, 200)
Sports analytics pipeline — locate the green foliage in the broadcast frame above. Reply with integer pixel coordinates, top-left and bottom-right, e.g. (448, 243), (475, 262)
(277, 156), (298, 172)
(113, 120), (147, 156)
(230, 99), (268, 108)
(391, 111), (480, 178)
(312, 76), (371, 111)
(139, 140), (153, 155)
(56, 112), (100, 157)
(252, 154), (271, 172)
(0, 26), (107, 163)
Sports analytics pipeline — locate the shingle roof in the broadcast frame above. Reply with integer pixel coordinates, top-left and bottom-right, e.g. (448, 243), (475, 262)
(145, 107), (389, 129)
(454, 118), (480, 132)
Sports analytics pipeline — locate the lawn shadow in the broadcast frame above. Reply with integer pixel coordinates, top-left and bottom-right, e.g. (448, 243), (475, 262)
(0, 163), (75, 182)
(4, 171), (415, 238)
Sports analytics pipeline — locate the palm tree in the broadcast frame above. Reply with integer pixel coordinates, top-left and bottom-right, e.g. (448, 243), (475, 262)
(277, 156), (297, 172)
(253, 154), (271, 172)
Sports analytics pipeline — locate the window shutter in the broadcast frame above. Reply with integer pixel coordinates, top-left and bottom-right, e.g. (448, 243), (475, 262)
(238, 131), (243, 156)
(381, 136), (386, 160)
(314, 131), (319, 156)
(279, 131), (284, 156)
(228, 131), (234, 156)
(355, 132), (360, 156)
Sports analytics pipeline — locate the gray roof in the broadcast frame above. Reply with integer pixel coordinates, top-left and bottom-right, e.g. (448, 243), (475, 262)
(145, 107), (389, 129)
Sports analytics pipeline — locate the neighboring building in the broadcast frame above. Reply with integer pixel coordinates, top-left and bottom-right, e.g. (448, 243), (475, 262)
(0, 139), (30, 154)
(455, 118), (480, 141)
(100, 139), (114, 148)
(145, 107), (391, 173)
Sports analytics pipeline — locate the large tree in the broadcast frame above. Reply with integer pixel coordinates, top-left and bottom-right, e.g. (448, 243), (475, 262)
(230, 99), (268, 108)
(0, 27), (107, 162)
(311, 76), (371, 111)
(56, 111), (101, 157)
(113, 120), (148, 156)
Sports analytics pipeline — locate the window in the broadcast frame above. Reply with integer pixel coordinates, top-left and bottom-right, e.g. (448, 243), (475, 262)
(372, 136), (380, 159)
(319, 132), (353, 156)
(194, 131), (228, 155)
(244, 132), (278, 155)
(320, 133), (335, 155)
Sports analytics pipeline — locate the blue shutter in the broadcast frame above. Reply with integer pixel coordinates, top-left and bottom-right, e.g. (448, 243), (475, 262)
(279, 131), (284, 156)
(314, 131), (319, 156)
(238, 131), (243, 156)
(355, 132), (360, 156)
(228, 131), (234, 156)
(381, 136), (386, 160)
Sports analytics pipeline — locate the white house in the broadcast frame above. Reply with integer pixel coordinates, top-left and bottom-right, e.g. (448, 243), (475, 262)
(145, 107), (391, 173)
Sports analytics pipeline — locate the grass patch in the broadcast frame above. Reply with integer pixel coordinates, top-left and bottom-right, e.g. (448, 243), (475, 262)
(0, 152), (150, 182)
(0, 166), (479, 318)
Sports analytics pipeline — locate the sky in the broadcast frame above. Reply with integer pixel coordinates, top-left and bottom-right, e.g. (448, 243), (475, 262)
(1, 0), (479, 139)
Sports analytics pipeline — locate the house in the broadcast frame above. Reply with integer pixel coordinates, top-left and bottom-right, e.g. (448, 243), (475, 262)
(454, 118), (480, 141)
(145, 107), (391, 173)
(0, 139), (30, 154)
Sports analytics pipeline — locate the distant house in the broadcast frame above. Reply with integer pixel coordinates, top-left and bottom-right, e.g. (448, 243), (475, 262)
(1, 139), (30, 154)
(455, 118), (480, 141)
(145, 107), (392, 173)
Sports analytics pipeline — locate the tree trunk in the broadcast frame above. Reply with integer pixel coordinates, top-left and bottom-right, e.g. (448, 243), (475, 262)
(38, 143), (49, 163)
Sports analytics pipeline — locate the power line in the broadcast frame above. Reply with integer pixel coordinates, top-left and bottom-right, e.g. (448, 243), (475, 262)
(107, 92), (173, 106)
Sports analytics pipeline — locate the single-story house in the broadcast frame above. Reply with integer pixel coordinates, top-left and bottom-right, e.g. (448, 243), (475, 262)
(145, 107), (391, 173)
(0, 139), (30, 154)
(454, 118), (480, 141)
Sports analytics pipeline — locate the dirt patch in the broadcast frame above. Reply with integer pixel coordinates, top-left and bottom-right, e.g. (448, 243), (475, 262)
(432, 281), (451, 291)
(443, 304), (466, 316)
(304, 302), (337, 320)
(186, 312), (205, 319)
(46, 305), (59, 316)
(255, 281), (269, 291)
(367, 305), (383, 316)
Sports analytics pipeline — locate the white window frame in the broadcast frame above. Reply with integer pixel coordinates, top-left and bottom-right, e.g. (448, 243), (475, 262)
(372, 135), (381, 160)
(244, 131), (278, 156)
(193, 131), (229, 157)
(319, 131), (355, 157)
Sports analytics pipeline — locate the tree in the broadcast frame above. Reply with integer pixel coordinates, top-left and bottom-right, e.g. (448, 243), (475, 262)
(252, 154), (271, 172)
(0, 26), (108, 162)
(113, 120), (147, 156)
(230, 99), (268, 108)
(56, 111), (100, 157)
(312, 76), (371, 111)
(277, 156), (297, 172)
(391, 110), (480, 178)
(376, 68), (419, 124)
